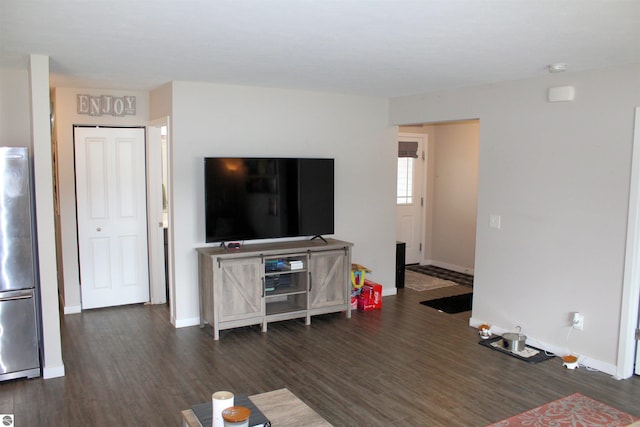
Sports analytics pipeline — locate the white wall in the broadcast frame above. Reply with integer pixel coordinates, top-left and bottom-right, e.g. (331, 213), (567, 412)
(166, 81), (395, 326)
(430, 121), (479, 272)
(52, 88), (150, 313)
(390, 64), (640, 374)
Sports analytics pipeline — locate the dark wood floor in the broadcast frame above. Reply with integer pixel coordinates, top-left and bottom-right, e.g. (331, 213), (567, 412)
(1, 284), (639, 426)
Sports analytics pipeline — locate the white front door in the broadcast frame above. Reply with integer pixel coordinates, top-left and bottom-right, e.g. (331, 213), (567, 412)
(396, 134), (425, 265)
(74, 126), (150, 309)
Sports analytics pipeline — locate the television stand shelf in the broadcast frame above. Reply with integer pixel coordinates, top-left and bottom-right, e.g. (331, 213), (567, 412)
(196, 238), (353, 340)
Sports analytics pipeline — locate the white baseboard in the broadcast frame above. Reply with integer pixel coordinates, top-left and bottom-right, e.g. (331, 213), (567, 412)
(469, 317), (618, 377)
(64, 305), (81, 315)
(421, 259), (474, 275)
(43, 364), (65, 379)
(382, 287), (397, 297)
(174, 316), (200, 328)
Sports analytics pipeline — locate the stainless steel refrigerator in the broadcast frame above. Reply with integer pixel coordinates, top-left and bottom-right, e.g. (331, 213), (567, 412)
(0, 147), (41, 381)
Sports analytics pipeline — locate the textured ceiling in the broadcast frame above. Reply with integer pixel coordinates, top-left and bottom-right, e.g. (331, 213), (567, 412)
(1, 0), (639, 97)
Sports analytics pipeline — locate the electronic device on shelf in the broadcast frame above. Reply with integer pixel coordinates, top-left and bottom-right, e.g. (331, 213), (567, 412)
(225, 241), (242, 250)
(204, 157), (334, 243)
(265, 259), (285, 271)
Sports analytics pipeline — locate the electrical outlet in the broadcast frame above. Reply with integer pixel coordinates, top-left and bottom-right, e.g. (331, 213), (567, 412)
(572, 312), (584, 330)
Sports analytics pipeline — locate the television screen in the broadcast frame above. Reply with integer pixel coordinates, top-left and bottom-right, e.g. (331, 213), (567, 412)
(204, 158), (334, 243)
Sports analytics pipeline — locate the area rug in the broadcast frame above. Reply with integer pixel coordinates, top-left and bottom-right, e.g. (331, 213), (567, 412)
(419, 293), (472, 313)
(404, 269), (458, 291)
(479, 336), (555, 364)
(487, 393), (640, 427)
(406, 264), (474, 287)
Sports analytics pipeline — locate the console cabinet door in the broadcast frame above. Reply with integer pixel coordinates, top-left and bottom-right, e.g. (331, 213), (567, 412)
(217, 258), (264, 322)
(308, 250), (348, 309)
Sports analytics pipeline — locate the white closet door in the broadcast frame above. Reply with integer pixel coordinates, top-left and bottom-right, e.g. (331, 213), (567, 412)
(75, 127), (149, 309)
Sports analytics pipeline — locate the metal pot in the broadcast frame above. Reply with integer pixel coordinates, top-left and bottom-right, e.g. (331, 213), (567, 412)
(502, 326), (526, 352)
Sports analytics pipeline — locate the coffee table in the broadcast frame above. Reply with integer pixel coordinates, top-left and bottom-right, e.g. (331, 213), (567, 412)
(181, 388), (332, 427)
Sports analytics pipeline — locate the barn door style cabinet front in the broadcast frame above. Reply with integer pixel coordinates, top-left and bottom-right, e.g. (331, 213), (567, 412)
(216, 257), (264, 324)
(197, 239), (353, 340)
(308, 248), (351, 316)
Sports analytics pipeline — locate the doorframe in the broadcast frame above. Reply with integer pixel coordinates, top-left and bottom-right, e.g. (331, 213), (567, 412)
(147, 118), (170, 305)
(147, 117), (174, 321)
(618, 106), (640, 379)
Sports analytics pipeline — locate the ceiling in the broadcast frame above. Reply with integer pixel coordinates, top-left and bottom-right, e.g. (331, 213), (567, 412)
(1, 1), (639, 98)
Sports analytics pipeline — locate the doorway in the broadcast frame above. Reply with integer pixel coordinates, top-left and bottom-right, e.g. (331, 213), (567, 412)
(147, 120), (170, 306)
(397, 121), (479, 275)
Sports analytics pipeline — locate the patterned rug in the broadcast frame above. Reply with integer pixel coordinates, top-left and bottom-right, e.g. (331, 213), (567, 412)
(487, 393), (639, 427)
(404, 269), (458, 291)
(406, 264), (474, 287)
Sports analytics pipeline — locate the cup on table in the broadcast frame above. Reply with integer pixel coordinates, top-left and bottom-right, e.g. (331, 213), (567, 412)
(212, 391), (234, 427)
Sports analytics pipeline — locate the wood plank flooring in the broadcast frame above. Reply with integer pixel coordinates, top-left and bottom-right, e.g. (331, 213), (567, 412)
(1, 285), (639, 426)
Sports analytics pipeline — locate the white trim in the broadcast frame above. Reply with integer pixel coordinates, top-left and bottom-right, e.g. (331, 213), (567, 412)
(146, 120), (168, 305)
(422, 259), (475, 275)
(382, 288), (397, 297)
(42, 364), (65, 379)
(619, 106), (640, 379)
(163, 118), (175, 325)
(64, 305), (82, 315)
(174, 317), (201, 328)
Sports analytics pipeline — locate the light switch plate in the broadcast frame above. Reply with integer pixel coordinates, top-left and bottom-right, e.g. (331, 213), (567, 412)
(489, 214), (501, 229)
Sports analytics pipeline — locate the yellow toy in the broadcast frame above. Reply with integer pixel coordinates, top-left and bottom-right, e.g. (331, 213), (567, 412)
(351, 263), (371, 289)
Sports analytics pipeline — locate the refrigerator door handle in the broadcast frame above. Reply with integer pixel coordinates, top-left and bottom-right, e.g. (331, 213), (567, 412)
(0, 290), (34, 302)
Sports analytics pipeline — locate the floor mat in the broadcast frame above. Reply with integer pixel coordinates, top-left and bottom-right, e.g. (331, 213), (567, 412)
(404, 270), (458, 291)
(420, 293), (472, 313)
(406, 264), (474, 287)
(479, 336), (556, 364)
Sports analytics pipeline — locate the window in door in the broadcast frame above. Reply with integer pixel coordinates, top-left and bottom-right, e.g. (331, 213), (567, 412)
(397, 140), (419, 204)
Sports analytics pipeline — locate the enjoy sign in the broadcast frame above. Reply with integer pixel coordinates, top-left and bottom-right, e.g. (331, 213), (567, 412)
(77, 94), (136, 117)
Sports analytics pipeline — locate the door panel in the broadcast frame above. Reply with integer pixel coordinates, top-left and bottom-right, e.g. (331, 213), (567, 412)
(75, 127), (149, 309)
(89, 238), (111, 289)
(309, 250), (347, 308)
(398, 214), (419, 262)
(218, 258), (264, 321)
(87, 140), (107, 217)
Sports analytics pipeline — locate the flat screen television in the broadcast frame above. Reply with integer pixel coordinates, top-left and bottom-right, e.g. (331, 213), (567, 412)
(204, 157), (334, 243)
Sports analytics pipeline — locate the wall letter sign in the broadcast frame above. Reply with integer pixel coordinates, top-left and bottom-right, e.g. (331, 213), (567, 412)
(77, 94), (136, 117)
